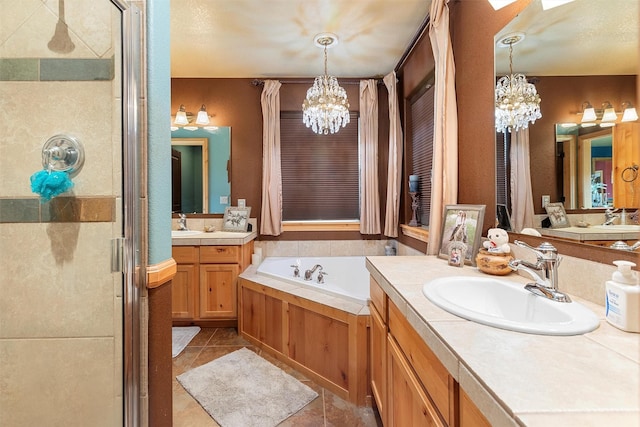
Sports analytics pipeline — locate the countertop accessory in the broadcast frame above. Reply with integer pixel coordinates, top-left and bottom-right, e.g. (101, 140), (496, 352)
(221, 206), (251, 232)
(605, 260), (640, 333)
(438, 204), (486, 266)
(544, 202), (570, 228)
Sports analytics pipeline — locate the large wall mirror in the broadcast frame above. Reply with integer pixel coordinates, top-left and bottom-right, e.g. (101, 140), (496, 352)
(495, 0), (638, 259)
(171, 127), (231, 214)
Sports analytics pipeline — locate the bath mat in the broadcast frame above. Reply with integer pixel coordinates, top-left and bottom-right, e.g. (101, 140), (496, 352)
(172, 326), (201, 358)
(176, 347), (318, 427)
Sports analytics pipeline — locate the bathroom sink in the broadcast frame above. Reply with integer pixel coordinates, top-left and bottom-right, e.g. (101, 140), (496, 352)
(592, 225), (640, 232)
(422, 276), (600, 335)
(171, 230), (202, 237)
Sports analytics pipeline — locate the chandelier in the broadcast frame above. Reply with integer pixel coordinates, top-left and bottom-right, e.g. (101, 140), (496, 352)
(302, 33), (350, 135)
(495, 34), (541, 133)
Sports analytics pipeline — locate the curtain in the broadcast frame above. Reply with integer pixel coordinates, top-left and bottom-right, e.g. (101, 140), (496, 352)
(359, 79), (381, 234)
(427, 0), (459, 255)
(510, 128), (535, 231)
(260, 80), (283, 236)
(383, 71), (403, 237)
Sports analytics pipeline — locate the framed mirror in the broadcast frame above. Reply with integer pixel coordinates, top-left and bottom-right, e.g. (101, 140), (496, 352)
(171, 127), (231, 214)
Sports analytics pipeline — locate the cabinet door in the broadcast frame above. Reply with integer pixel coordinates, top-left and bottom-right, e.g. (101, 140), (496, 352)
(370, 304), (387, 425)
(387, 336), (445, 427)
(172, 263), (197, 319)
(199, 264), (239, 319)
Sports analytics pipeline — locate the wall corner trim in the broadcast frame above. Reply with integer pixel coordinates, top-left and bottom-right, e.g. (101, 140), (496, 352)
(147, 258), (177, 289)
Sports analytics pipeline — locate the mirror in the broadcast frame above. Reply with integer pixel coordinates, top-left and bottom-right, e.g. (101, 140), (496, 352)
(495, 0), (638, 214)
(171, 127), (231, 214)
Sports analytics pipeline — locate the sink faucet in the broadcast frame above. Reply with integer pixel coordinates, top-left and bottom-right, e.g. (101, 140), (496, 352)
(304, 264), (323, 281)
(602, 208), (619, 226)
(508, 240), (571, 303)
(177, 213), (188, 231)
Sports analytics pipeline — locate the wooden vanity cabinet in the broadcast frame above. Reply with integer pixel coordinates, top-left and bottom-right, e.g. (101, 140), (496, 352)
(370, 277), (490, 427)
(172, 242), (253, 326)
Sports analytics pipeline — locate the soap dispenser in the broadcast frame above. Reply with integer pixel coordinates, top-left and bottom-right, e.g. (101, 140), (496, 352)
(605, 260), (640, 333)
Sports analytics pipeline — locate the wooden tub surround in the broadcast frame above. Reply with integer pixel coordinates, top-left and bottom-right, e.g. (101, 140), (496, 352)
(238, 270), (370, 406)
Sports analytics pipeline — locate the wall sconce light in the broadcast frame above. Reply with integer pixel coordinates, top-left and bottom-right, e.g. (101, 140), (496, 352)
(600, 101), (617, 122)
(580, 101), (597, 123)
(487, 0), (517, 10)
(174, 104), (189, 125)
(622, 102), (639, 122)
(195, 104), (210, 125)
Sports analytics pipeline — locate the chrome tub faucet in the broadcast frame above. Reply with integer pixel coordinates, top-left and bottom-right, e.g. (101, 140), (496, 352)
(304, 264), (323, 281)
(508, 240), (571, 303)
(602, 208), (620, 226)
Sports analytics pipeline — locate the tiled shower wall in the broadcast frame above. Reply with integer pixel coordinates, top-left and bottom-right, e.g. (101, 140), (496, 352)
(0, 1), (124, 425)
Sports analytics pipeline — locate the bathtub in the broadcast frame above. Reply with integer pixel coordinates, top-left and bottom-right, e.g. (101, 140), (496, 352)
(256, 256), (370, 305)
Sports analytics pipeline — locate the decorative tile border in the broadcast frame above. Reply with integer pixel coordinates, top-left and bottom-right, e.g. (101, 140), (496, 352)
(0, 57), (114, 81)
(0, 197), (116, 223)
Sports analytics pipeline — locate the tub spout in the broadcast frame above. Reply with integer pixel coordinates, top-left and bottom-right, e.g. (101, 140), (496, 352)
(304, 264), (323, 281)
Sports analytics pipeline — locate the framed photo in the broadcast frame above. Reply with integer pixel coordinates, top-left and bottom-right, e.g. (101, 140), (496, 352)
(544, 202), (570, 228)
(222, 206), (251, 232)
(438, 204), (485, 266)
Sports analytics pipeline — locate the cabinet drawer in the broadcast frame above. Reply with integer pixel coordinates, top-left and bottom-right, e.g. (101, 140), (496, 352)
(370, 277), (387, 320)
(172, 246), (199, 264)
(389, 300), (455, 426)
(200, 246), (240, 263)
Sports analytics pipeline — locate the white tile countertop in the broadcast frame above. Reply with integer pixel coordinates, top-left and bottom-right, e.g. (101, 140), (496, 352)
(538, 226), (639, 241)
(365, 255), (640, 427)
(171, 230), (257, 246)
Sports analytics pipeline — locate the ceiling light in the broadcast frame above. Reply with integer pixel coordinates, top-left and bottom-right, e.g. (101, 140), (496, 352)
(621, 102), (639, 122)
(302, 33), (350, 135)
(195, 104), (210, 125)
(495, 34), (542, 133)
(580, 101), (597, 122)
(488, 0), (517, 10)
(174, 104), (189, 125)
(540, 0), (575, 10)
(601, 101), (617, 122)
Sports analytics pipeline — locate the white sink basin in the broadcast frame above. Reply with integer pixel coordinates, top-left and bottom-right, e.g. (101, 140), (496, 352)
(592, 225), (640, 232)
(422, 276), (600, 336)
(171, 230), (202, 237)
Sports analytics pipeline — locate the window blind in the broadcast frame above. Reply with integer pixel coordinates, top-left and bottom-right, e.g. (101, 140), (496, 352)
(280, 111), (360, 221)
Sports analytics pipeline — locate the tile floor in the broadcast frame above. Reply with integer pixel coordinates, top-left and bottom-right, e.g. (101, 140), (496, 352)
(173, 327), (382, 427)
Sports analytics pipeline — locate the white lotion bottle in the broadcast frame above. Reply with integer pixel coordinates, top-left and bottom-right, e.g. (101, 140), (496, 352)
(605, 260), (640, 333)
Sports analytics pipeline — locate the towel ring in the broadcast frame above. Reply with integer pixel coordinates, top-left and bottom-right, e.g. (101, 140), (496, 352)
(41, 134), (85, 178)
(621, 165), (638, 183)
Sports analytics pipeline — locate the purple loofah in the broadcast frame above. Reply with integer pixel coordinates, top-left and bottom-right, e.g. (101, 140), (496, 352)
(30, 169), (74, 202)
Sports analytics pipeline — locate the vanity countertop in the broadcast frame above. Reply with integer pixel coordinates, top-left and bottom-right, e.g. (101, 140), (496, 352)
(538, 226), (639, 241)
(171, 230), (257, 246)
(365, 255), (640, 426)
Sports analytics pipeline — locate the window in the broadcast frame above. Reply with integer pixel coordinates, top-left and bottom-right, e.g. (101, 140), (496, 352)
(407, 83), (435, 226)
(280, 111), (360, 221)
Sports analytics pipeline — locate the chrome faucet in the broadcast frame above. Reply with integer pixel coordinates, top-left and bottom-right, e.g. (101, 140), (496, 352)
(177, 213), (188, 230)
(316, 269), (328, 284)
(508, 240), (571, 303)
(602, 208), (619, 226)
(304, 264), (323, 281)
(629, 209), (639, 225)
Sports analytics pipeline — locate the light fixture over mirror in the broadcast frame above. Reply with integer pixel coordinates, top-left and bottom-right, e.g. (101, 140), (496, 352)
(302, 33), (350, 135)
(171, 104), (218, 131)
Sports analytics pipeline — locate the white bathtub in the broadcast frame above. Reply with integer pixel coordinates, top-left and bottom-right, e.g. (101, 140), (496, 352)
(256, 256), (370, 305)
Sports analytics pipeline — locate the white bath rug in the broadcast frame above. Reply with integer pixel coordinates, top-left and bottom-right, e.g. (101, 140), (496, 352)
(172, 326), (201, 358)
(176, 347), (318, 427)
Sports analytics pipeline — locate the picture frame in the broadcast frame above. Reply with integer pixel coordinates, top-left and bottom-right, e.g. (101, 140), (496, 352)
(438, 204), (486, 266)
(222, 206), (251, 232)
(544, 202), (570, 228)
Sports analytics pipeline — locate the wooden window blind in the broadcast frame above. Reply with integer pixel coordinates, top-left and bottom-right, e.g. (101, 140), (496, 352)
(408, 85), (435, 226)
(280, 111), (360, 221)
(496, 132), (511, 209)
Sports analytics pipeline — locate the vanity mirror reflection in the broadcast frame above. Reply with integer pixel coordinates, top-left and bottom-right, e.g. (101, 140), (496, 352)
(171, 127), (231, 214)
(495, 0), (639, 256)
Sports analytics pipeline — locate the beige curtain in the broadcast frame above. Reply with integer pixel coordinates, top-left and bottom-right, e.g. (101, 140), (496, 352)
(383, 71), (403, 237)
(260, 80), (283, 236)
(427, 0), (459, 255)
(510, 128), (535, 231)
(359, 79), (381, 234)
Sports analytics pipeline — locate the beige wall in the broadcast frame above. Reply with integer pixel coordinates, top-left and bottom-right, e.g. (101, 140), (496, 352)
(0, 1), (124, 425)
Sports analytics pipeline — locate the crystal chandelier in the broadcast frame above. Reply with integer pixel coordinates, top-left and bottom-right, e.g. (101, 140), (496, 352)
(495, 34), (541, 133)
(302, 34), (350, 135)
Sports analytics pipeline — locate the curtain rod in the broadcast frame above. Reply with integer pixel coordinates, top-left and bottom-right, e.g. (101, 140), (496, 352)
(395, 14), (430, 72)
(251, 78), (383, 86)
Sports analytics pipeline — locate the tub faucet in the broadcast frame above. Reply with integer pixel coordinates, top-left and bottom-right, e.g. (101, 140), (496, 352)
(317, 270), (328, 284)
(304, 264), (323, 281)
(508, 240), (571, 303)
(178, 213), (188, 230)
(290, 264), (300, 278)
(602, 208), (619, 226)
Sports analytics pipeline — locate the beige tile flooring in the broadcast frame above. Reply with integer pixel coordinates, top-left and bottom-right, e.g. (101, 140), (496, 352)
(173, 328), (382, 427)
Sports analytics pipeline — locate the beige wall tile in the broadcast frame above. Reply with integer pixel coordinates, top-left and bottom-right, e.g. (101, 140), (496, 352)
(298, 240), (331, 257)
